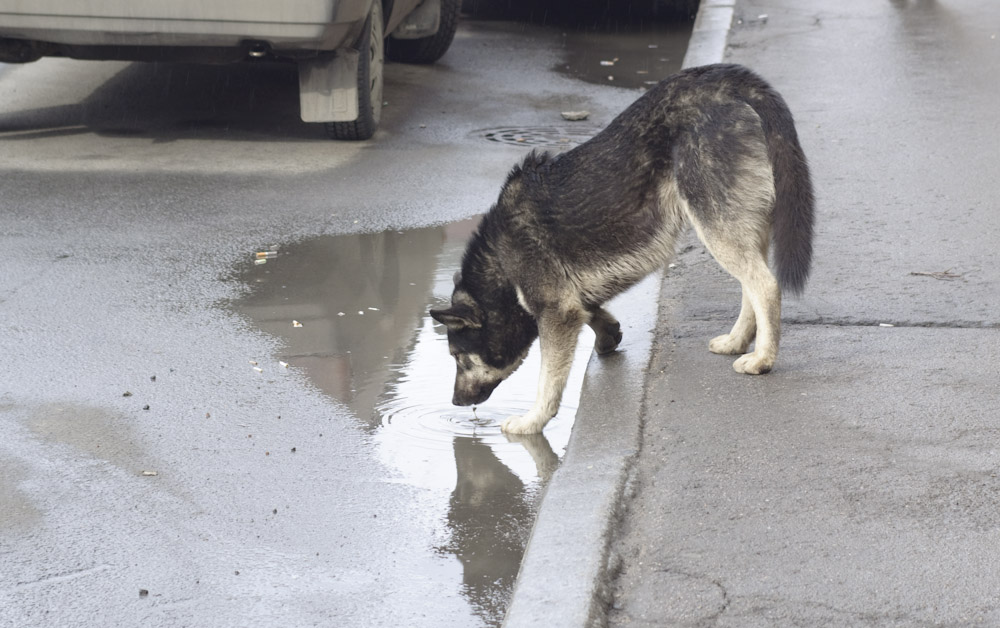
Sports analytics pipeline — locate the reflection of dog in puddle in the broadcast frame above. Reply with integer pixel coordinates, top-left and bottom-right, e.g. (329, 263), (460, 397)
(443, 432), (559, 612)
(432, 64), (815, 434)
(504, 433), (559, 482)
(452, 434), (558, 509)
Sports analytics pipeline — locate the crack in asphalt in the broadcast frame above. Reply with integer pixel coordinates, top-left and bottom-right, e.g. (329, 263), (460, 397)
(12, 564), (113, 591)
(684, 314), (1000, 330)
(785, 317), (1000, 329)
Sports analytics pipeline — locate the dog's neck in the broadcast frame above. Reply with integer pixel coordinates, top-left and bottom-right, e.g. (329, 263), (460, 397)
(459, 230), (539, 359)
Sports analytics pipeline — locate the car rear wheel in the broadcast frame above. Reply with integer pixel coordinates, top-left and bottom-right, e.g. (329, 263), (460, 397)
(326, 1), (384, 140)
(387, 0), (461, 64)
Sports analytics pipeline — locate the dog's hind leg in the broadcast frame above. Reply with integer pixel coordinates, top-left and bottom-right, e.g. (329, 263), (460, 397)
(731, 266), (780, 375)
(709, 284), (757, 355)
(588, 306), (623, 355)
(699, 232), (781, 374)
(501, 307), (587, 434)
(685, 183), (780, 373)
(676, 105), (780, 374)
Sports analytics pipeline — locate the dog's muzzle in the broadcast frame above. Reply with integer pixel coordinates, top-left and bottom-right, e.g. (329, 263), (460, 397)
(452, 381), (499, 406)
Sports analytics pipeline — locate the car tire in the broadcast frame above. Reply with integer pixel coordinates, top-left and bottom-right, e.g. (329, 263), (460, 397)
(387, 0), (461, 65)
(326, 1), (384, 141)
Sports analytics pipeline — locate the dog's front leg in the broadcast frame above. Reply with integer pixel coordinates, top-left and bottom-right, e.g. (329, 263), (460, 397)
(501, 309), (585, 435)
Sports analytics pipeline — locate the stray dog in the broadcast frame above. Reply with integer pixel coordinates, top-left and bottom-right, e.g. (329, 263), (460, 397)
(431, 64), (814, 434)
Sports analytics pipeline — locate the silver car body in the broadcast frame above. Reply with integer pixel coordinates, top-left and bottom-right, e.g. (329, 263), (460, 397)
(0, 0), (428, 127)
(0, 0), (426, 50)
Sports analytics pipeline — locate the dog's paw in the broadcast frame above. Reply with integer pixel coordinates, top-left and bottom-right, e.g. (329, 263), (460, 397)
(595, 321), (623, 355)
(501, 413), (547, 435)
(709, 333), (750, 355)
(732, 352), (773, 375)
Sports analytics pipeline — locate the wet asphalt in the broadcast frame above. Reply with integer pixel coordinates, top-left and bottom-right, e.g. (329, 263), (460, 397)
(0, 11), (692, 628)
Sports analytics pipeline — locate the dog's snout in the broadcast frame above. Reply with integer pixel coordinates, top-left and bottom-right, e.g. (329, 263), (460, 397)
(452, 382), (496, 407)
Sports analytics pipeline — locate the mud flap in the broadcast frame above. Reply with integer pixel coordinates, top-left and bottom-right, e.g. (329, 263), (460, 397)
(298, 50), (359, 123)
(391, 0), (441, 39)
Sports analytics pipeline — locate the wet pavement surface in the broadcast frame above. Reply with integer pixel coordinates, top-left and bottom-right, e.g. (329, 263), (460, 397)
(0, 9), (692, 628)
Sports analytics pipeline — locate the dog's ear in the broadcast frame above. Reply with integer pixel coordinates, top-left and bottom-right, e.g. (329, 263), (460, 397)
(430, 304), (482, 330)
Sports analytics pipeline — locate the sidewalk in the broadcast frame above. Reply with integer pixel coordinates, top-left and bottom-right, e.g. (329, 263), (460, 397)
(610, 0), (1000, 625)
(508, 0), (1000, 626)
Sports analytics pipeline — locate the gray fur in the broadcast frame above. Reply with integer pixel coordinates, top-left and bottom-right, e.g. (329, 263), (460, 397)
(430, 63), (815, 434)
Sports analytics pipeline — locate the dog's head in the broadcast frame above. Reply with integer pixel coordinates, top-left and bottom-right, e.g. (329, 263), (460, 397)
(430, 273), (536, 407)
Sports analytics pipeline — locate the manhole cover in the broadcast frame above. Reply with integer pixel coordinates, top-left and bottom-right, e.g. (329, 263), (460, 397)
(479, 125), (602, 148)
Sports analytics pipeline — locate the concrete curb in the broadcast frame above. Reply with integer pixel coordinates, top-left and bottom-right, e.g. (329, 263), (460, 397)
(501, 2), (734, 626)
(501, 275), (660, 628)
(682, 0), (735, 69)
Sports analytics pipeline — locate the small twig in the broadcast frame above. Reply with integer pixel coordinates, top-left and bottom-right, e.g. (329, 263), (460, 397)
(910, 269), (962, 281)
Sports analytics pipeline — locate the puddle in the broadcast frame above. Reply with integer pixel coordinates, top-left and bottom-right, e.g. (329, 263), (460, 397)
(2, 402), (150, 531)
(556, 21), (691, 89)
(26, 402), (150, 472)
(0, 460), (41, 531)
(232, 220), (593, 626)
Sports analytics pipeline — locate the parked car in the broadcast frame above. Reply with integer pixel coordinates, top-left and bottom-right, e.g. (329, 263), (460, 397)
(0, 0), (461, 140)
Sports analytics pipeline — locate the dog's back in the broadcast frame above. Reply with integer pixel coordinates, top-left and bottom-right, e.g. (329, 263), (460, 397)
(490, 64), (813, 308)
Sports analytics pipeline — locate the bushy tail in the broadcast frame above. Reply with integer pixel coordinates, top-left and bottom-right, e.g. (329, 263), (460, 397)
(731, 66), (815, 295)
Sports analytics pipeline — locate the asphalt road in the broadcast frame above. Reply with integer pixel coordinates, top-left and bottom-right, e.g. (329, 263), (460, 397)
(0, 14), (689, 628)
